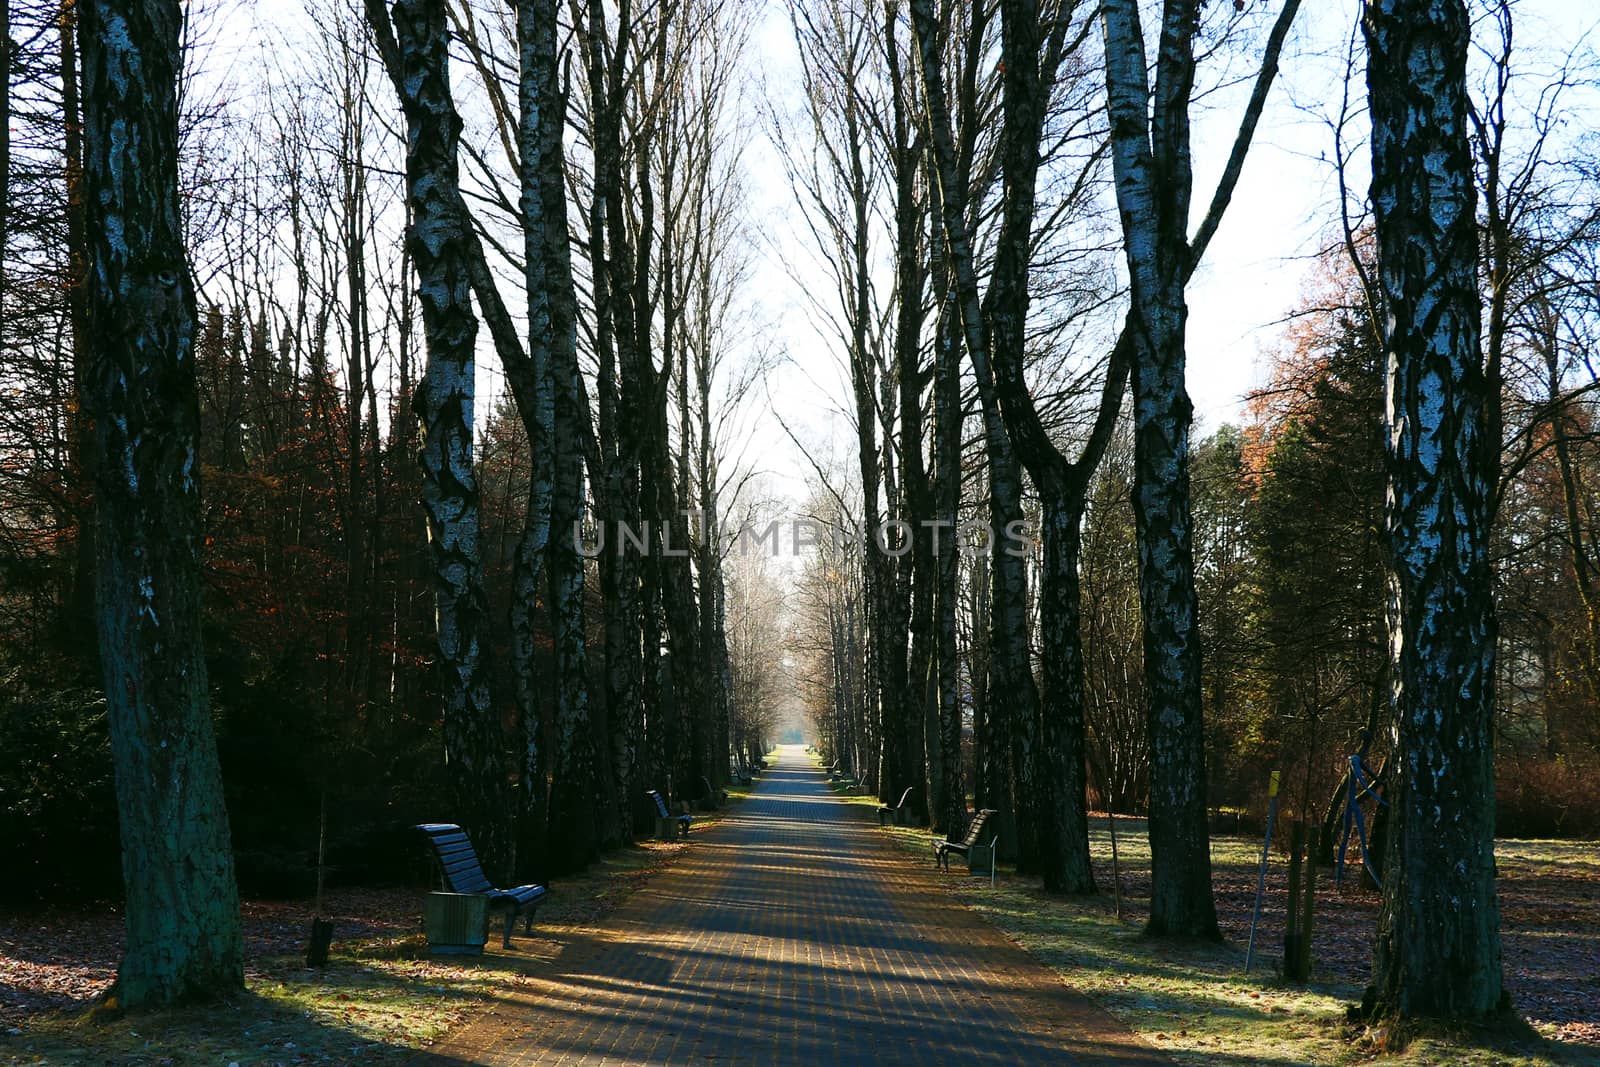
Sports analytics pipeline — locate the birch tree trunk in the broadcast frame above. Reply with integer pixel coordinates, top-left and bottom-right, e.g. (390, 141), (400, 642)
(1364, 0), (1504, 1021)
(367, 0), (511, 878)
(1098, 0), (1215, 936)
(931, 251), (966, 839)
(79, 0), (243, 1008)
(1097, 0), (1298, 933)
(518, 0), (600, 872)
(507, 0), (556, 879)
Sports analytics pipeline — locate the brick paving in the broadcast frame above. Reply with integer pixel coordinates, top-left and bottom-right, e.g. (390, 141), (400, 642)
(420, 746), (1165, 1066)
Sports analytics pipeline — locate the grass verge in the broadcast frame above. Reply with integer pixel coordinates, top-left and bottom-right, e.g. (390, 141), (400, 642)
(826, 775), (1585, 1067)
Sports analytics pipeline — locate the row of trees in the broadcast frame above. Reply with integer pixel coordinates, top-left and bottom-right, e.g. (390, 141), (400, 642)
(3, 0), (1594, 1029)
(0, 0), (787, 1008)
(783, 0), (1596, 1026)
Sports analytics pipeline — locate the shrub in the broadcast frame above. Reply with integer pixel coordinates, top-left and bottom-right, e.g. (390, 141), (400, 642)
(1496, 752), (1600, 838)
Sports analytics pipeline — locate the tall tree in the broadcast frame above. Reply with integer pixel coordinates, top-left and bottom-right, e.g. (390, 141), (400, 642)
(515, 0), (601, 873)
(908, 0), (1038, 867)
(79, 0), (244, 1008)
(910, 0), (1130, 892)
(1097, 0), (1299, 935)
(1363, 0), (1504, 1021)
(882, 6), (934, 825)
(366, 0), (512, 878)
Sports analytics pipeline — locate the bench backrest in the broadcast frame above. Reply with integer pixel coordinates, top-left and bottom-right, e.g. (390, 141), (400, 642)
(646, 790), (671, 818)
(959, 809), (995, 848)
(416, 823), (493, 895)
(701, 775), (717, 799)
(893, 787), (914, 809)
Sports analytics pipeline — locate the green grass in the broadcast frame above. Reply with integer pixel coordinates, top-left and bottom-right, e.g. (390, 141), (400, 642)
(835, 784), (1587, 1067)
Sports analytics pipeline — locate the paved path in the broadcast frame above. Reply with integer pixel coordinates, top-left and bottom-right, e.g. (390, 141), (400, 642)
(422, 746), (1163, 1066)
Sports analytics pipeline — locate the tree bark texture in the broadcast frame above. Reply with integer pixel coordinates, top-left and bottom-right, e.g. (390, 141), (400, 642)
(1099, 0), (1217, 935)
(368, 0), (512, 879)
(1364, 0), (1504, 1021)
(79, 0), (244, 1008)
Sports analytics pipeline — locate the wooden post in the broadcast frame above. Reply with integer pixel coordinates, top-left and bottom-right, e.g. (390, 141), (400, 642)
(1284, 821), (1305, 980)
(1293, 826), (1321, 981)
(1107, 808), (1124, 922)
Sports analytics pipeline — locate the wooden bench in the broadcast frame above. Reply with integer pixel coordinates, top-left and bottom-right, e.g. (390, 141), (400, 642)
(877, 787), (915, 826)
(933, 809), (997, 872)
(647, 790), (693, 839)
(415, 823), (548, 948)
(730, 763), (753, 786)
(701, 775), (728, 809)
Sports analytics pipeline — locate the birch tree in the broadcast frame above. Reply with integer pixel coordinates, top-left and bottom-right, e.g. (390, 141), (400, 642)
(366, 0), (513, 877)
(1097, 0), (1299, 935)
(79, 0), (243, 1008)
(1363, 0), (1504, 1022)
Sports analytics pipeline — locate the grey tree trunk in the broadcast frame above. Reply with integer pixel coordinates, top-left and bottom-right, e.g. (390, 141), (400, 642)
(509, 0), (558, 879)
(884, 13), (934, 825)
(931, 263), (965, 839)
(1364, 0), (1504, 1021)
(79, 0), (244, 1008)
(367, 0), (512, 878)
(519, 0), (599, 873)
(840, 104), (901, 800)
(591, 0), (651, 823)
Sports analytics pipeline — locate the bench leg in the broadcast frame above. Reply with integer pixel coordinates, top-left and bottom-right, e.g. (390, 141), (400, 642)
(523, 905), (537, 934)
(503, 908), (515, 949)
